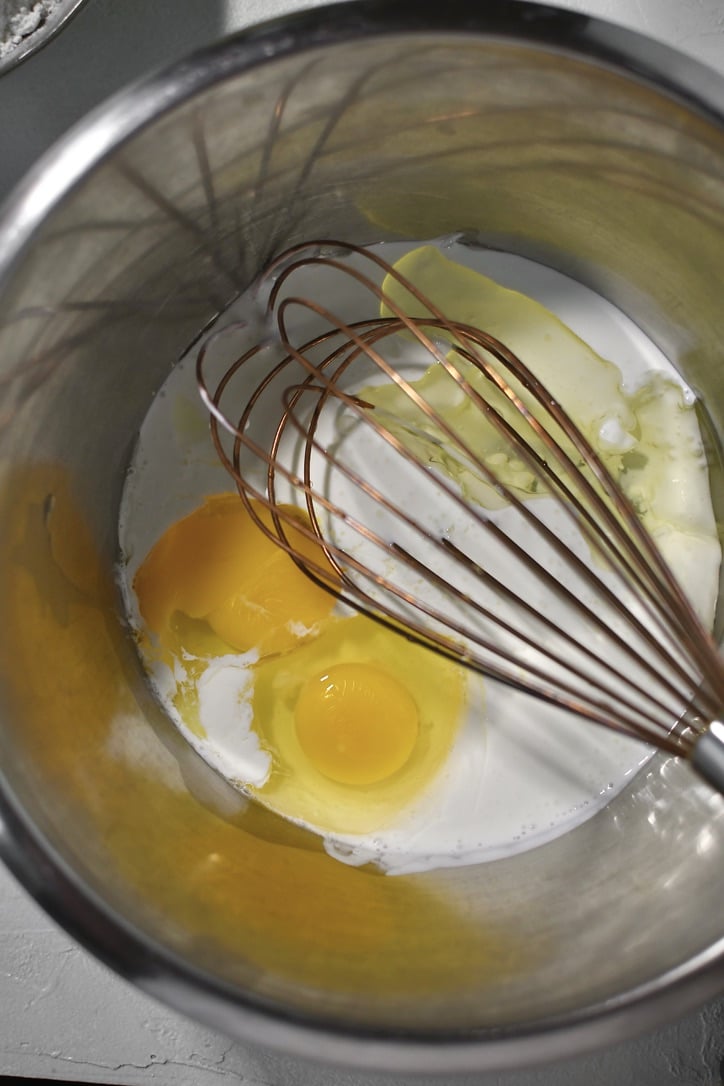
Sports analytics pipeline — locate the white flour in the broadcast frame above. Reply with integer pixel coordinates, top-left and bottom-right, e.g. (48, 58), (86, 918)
(0, 0), (63, 60)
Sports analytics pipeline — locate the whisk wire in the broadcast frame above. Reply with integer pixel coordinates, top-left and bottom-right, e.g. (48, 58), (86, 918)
(273, 254), (721, 703)
(272, 295), (715, 719)
(196, 240), (724, 784)
(208, 336), (693, 745)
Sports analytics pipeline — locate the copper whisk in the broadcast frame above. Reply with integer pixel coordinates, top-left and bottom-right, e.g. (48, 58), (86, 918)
(197, 240), (724, 795)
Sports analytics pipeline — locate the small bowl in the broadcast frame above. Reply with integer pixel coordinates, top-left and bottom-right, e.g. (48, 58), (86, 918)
(1, 0), (724, 1075)
(0, 0), (89, 76)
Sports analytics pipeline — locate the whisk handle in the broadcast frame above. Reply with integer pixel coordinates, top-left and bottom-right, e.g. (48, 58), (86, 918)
(692, 722), (724, 796)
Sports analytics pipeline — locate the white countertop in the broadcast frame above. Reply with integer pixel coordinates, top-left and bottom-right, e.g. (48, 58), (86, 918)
(2, 1), (724, 1082)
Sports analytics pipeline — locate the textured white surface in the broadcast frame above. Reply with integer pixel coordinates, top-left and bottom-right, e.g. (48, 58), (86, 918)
(2, 861), (724, 1084)
(1, 0), (724, 1082)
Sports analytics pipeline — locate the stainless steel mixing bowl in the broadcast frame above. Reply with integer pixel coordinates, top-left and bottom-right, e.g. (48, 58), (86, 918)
(1, 0), (724, 1073)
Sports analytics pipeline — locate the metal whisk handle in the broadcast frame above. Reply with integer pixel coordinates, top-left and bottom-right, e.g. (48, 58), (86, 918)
(692, 722), (724, 794)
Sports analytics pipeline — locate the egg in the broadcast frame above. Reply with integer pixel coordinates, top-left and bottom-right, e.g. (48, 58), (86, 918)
(294, 663), (419, 786)
(119, 237), (721, 876)
(133, 494), (468, 837)
(133, 493), (338, 662)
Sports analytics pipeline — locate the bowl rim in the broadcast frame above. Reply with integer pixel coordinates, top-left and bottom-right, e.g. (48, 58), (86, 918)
(1, 0), (724, 1071)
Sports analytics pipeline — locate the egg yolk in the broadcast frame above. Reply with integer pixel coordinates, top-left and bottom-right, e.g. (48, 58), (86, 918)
(294, 663), (419, 785)
(133, 494), (337, 658)
(132, 495), (467, 835)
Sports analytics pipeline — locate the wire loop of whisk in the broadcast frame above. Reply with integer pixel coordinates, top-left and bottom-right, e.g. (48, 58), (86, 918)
(196, 239), (724, 791)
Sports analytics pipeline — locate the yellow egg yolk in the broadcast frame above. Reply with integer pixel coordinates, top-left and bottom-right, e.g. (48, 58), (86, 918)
(132, 495), (467, 837)
(133, 494), (337, 659)
(294, 663), (419, 785)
